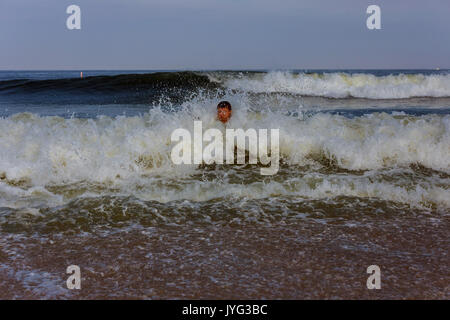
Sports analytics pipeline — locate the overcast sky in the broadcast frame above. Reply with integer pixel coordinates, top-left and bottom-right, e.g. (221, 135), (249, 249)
(0, 0), (449, 70)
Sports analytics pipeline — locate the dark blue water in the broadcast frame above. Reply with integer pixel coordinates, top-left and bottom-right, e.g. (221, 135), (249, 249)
(0, 70), (170, 81)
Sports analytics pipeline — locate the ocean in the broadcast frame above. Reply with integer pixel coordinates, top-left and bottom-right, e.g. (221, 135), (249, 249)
(0, 70), (448, 299)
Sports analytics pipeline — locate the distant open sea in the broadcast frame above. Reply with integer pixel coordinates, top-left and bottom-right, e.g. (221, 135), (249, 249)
(0, 70), (449, 299)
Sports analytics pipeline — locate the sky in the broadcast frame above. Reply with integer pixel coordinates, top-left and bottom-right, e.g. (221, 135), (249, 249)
(0, 0), (449, 70)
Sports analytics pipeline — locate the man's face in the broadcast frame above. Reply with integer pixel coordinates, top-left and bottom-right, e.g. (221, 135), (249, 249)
(217, 107), (232, 123)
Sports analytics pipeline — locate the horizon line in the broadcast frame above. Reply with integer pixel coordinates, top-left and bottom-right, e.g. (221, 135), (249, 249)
(0, 67), (448, 72)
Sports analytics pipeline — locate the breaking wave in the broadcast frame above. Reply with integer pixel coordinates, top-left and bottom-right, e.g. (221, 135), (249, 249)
(0, 105), (448, 209)
(2, 71), (450, 100)
(216, 71), (450, 99)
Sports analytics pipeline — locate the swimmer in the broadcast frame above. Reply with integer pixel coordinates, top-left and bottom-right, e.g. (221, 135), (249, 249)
(217, 101), (232, 124)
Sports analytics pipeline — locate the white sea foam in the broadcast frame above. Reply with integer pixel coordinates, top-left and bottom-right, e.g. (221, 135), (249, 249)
(0, 107), (449, 209)
(217, 72), (450, 99)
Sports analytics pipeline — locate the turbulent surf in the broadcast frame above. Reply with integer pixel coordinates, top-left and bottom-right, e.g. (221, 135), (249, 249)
(0, 70), (448, 299)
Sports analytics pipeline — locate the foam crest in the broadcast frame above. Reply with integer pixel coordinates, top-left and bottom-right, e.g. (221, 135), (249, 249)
(278, 112), (450, 171)
(0, 110), (449, 184)
(220, 72), (450, 99)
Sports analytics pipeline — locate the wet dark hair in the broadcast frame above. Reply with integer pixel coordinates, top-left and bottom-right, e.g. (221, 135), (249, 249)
(217, 101), (232, 111)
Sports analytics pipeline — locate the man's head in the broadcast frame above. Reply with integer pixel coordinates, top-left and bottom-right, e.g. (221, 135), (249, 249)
(217, 101), (232, 123)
